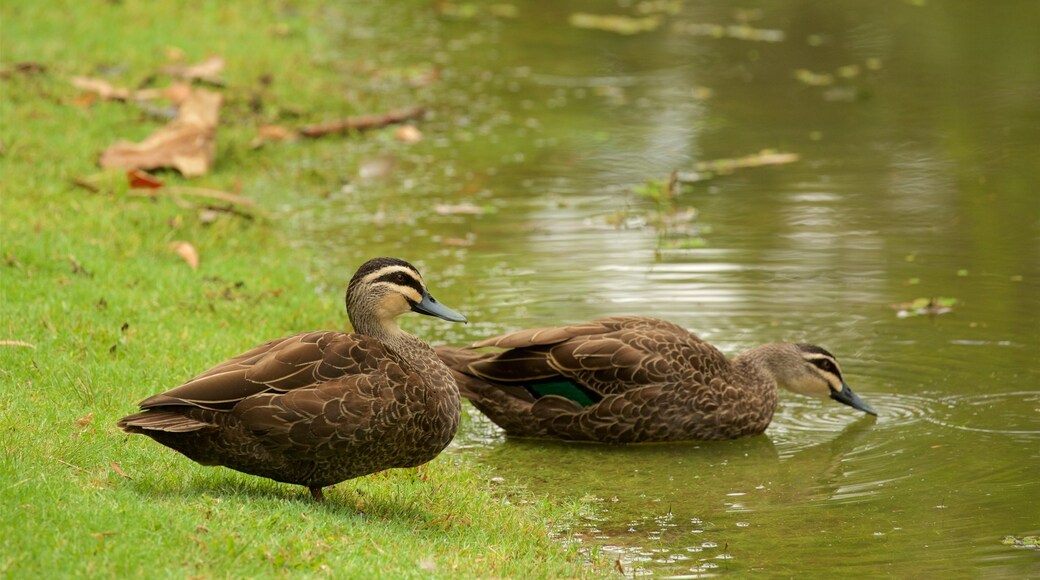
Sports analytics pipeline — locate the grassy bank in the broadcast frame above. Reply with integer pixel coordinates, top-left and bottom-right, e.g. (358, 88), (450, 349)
(0, 1), (586, 576)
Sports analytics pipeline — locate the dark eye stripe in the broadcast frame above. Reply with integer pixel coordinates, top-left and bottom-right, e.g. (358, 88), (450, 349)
(813, 358), (840, 376)
(373, 271), (424, 295)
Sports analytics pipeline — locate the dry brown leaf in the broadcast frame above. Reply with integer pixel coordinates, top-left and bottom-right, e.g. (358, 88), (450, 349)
(109, 462), (132, 479)
(393, 125), (423, 144)
(163, 55), (225, 84)
(75, 413), (94, 428)
(164, 46), (186, 62)
(250, 124), (299, 148)
(134, 82), (193, 105)
(127, 169), (165, 189)
(72, 92), (99, 109)
(100, 88), (222, 177)
(169, 241), (200, 270)
(71, 76), (132, 101)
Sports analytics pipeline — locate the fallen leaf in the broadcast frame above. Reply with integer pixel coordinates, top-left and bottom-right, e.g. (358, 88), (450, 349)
(162, 55), (225, 84)
(91, 531), (117, 539)
(164, 46), (186, 62)
(100, 88), (222, 177)
(250, 124), (299, 148)
(169, 241), (200, 270)
(109, 462), (131, 479)
(393, 125), (423, 143)
(75, 413), (94, 428)
(127, 169), (165, 189)
(134, 82), (193, 105)
(72, 92), (99, 109)
(71, 76), (131, 101)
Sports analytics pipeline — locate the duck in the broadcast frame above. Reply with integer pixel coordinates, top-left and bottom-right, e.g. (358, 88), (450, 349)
(435, 316), (876, 443)
(118, 257), (467, 501)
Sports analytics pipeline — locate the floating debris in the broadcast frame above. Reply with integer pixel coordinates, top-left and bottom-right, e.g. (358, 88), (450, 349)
(569, 13), (662, 35)
(893, 297), (957, 318)
(673, 21), (785, 42)
(1002, 535), (1039, 550)
(676, 150), (800, 182)
(794, 69), (835, 86)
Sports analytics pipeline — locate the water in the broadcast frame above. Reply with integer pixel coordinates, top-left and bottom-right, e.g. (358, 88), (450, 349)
(295, 1), (1040, 576)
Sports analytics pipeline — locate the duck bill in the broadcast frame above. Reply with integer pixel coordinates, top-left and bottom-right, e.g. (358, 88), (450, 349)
(830, 381), (877, 416)
(412, 291), (467, 323)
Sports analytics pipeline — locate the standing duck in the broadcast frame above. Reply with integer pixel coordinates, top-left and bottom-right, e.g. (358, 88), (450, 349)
(436, 316), (875, 443)
(118, 257), (467, 501)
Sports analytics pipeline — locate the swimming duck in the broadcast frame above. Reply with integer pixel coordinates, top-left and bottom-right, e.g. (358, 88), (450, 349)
(436, 316), (876, 442)
(118, 257), (467, 501)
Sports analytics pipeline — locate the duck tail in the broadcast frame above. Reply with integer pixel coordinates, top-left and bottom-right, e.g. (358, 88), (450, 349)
(117, 410), (211, 434)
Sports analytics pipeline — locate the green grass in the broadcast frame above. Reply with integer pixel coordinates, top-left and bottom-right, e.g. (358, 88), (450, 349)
(0, 1), (587, 576)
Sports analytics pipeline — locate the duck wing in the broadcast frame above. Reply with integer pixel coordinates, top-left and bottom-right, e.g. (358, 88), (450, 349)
(461, 316), (718, 399)
(136, 331), (389, 412)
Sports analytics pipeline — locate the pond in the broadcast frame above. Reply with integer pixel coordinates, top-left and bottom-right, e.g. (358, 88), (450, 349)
(295, 1), (1040, 576)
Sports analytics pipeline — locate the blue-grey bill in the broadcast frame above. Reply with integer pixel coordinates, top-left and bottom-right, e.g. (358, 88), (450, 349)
(830, 381), (878, 416)
(413, 292), (467, 323)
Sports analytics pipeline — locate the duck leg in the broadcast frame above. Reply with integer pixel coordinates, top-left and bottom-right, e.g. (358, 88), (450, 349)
(310, 486), (325, 502)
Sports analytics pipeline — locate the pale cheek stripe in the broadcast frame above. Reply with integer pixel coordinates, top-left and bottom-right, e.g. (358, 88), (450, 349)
(360, 265), (424, 286)
(398, 286), (423, 302)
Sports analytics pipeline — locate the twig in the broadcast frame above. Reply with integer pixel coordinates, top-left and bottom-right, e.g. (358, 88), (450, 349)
(0, 340), (36, 349)
(203, 204), (255, 221)
(58, 458), (88, 473)
(300, 106), (426, 138)
(164, 186), (256, 207)
(70, 177), (101, 193)
(128, 186), (255, 208)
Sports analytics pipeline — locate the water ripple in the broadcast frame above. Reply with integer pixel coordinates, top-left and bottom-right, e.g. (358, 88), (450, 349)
(923, 391), (1040, 438)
